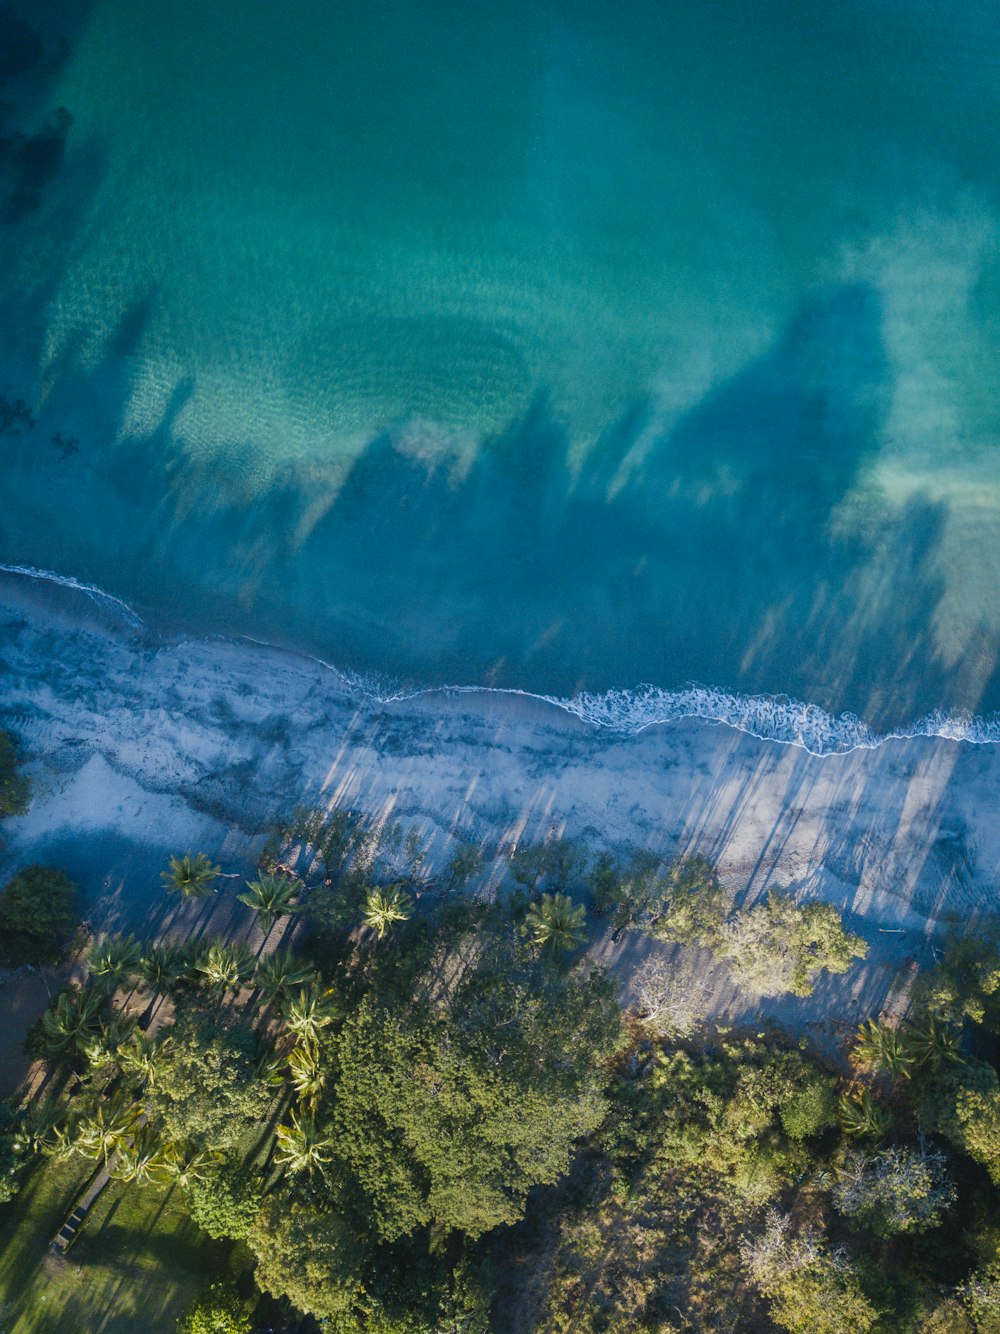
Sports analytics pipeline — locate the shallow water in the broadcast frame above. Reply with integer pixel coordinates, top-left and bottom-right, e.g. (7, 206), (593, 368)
(1, 0), (1000, 730)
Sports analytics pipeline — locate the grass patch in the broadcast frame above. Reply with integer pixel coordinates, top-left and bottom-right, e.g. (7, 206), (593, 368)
(0, 1158), (240, 1333)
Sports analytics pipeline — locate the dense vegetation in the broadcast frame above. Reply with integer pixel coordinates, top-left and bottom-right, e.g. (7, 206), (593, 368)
(0, 792), (998, 1331)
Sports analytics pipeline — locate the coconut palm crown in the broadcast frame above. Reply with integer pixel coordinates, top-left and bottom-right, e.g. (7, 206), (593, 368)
(524, 892), (588, 954)
(161, 851), (221, 898)
(361, 884), (413, 939)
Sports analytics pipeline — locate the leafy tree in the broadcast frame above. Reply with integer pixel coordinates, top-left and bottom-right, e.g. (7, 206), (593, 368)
(162, 851), (220, 899)
(0, 1101), (27, 1204)
(333, 937), (621, 1240)
(721, 892), (867, 998)
(0, 864), (78, 964)
(143, 1007), (270, 1150)
(361, 884), (413, 939)
(0, 729), (30, 818)
(524, 892), (587, 955)
(177, 1284), (253, 1334)
(186, 1159), (262, 1240)
(831, 1147), (954, 1235)
(237, 872), (301, 935)
(653, 854), (729, 947)
(247, 1193), (372, 1326)
(742, 1211), (877, 1333)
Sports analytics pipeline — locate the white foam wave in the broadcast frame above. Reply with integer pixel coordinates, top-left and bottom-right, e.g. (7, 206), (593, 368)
(0, 562), (144, 628)
(2, 562), (998, 756)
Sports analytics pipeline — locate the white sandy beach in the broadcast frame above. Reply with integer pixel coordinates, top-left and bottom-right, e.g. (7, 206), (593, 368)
(2, 567), (999, 1061)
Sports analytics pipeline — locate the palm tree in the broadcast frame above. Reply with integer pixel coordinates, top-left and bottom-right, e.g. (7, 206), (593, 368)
(73, 1097), (140, 1164)
(287, 1042), (325, 1109)
(255, 951), (315, 1008)
(361, 884), (413, 939)
(12, 1105), (66, 1159)
(281, 983), (341, 1047)
(37, 987), (104, 1061)
(109, 1125), (168, 1185)
(852, 1019), (914, 1079)
(196, 941), (256, 995)
(838, 1088), (893, 1140)
(904, 1015), (963, 1071)
(238, 873), (302, 937)
(79, 1013), (138, 1073)
(161, 851), (221, 899)
(274, 1108), (333, 1178)
(118, 1031), (169, 1087)
(138, 942), (192, 996)
(524, 893), (588, 954)
(161, 1143), (219, 1190)
(86, 934), (143, 990)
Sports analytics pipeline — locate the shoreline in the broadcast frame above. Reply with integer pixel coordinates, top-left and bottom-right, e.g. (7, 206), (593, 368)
(1, 564), (998, 937)
(2, 561), (1000, 1077)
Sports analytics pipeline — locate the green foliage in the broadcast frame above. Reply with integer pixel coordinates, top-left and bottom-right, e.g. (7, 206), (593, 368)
(361, 883), (414, 938)
(916, 927), (1000, 1029)
(177, 1283), (253, 1334)
(852, 1019), (914, 1079)
(778, 1071), (838, 1140)
(742, 1211), (878, 1333)
(185, 1160), (262, 1241)
(838, 1088), (893, 1140)
(86, 932), (143, 988)
(237, 871), (300, 934)
(0, 1102), (28, 1204)
(247, 1193), (373, 1326)
(0, 864), (78, 964)
(653, 854), (729, 947)
(524, 892), (588, 954)
(333, 928), (621, 1240)
(162, 851), (220, 899)
(831, 1147), (954, 1236)
(144, 1007), (270, 1150)
(721, 892), (867, 997)
(0, 728), (30, 818)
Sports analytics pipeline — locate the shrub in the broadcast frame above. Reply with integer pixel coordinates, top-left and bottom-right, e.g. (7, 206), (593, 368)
(0, 864), (78, 964)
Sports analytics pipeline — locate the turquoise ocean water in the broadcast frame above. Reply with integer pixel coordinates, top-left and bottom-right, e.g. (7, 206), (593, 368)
(2, 0), (1000, 743)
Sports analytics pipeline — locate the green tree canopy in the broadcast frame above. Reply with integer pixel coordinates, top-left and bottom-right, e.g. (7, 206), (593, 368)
(0, 729), (30, 818)
(143, 1007), (270, 1150)
(0, 864), (78, 964)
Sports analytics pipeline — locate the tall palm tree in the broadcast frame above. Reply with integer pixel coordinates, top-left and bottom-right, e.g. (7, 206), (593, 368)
(852, 1019), (914, 1079)
(118, 1031), (170, 1088)
(361, 884), (413, 939)
(12, 1105), (66, 1159)
(79, 1013), (138, 1073)
(904, 1015), (963, 1071)
(73, 1097), (140, 1164)
(161, 851), (221, 899)
(138, 942), (192, 996)
(38, 987), (104, 1061)
(281, 983), (341, 1047)
(838, 1088), (893, 1140)
(274, 1107), (334, 1178)
(238, 873), (302, 937)
(287, 1042), (325, 1109)
(161, 1143), (219, 1190)
(524, 893), (588, 954)
(255, 951), (316, 1008)
(109, 1125), (168, 1185)
(86, 934), (143, 990)
(196, 941), (256, 995)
